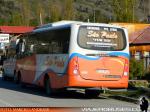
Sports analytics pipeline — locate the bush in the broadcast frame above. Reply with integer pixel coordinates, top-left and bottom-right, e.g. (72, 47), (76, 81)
(129, 80), (149, 88)
(129, 58), (144, 80)
(143, 72), (150, 80)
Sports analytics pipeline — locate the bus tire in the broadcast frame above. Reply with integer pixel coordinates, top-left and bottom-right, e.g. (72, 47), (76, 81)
(44, 76), (53, 96)
(85, 89), (100, 98)
(14, 73), (18, 84)
(14, 72), (21, 84)
(19, 76), (26, 88)
(20, 82), (26, 88)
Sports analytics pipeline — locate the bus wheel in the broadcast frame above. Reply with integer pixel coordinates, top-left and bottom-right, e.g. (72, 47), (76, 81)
(44, 76), (53, 96)
(14, 72), (21, 84)
(14, 73), (18, 84)
(19, 75), (26, 88)
(85, 89), (101, 98)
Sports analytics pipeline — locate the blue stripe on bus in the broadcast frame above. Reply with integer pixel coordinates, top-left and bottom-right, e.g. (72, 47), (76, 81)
(34, 52), (129, 83)
(69, 52), (129, 61)
(69, 53), (100, 60)
(108, 52), (130, 59)
(33, 24), (71, 33)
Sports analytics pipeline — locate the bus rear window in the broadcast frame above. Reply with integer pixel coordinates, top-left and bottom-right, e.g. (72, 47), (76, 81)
(78, 26), (126, 51)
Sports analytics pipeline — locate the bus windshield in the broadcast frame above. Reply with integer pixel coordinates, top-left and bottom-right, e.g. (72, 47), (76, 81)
(78, 26), (126, 51)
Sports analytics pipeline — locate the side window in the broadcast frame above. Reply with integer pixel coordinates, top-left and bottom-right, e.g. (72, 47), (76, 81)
(24, 35), (38, 55)
(34, 43), (50, 54)
(62, 41), (69, 53)
(52, 28), (70, 54)
(51, 41), (63, 54)
(16, 39), (26, 53)
(24, 27), (71, 54)
(16, 38), (26, 59)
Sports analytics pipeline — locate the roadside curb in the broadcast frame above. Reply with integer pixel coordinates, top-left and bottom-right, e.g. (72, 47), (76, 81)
(108, 95), (139, 104)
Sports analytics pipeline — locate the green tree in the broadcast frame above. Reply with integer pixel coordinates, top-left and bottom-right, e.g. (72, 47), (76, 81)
(10, 12), (23, 26)
(34, 0), (46, 25)
(29, 18), (38, 26)
(112, 0), (137, 22)
(49, 2), (61, 22)
(0, 19), (6, 25)
(62, 0), (74, 20)
(20, 0), (31, 26)
(94, 10), (110, 23)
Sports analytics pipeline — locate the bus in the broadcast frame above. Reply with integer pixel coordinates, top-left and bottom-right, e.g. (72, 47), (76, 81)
(3, 21), (129, 97)
(2, 38), (17, 80)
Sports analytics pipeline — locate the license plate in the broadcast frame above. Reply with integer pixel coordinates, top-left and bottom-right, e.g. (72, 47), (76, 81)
(96, 69), (110, 74)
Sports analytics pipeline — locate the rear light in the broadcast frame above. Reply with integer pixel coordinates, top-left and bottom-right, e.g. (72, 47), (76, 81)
(73, 57), (79, 75)
(73, 69), (78, 75)
(123, 60), (129, 76)
(124, 72), (128, 76)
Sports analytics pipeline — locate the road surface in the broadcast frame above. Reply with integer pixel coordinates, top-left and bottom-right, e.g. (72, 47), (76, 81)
(0, 74), (145, 112)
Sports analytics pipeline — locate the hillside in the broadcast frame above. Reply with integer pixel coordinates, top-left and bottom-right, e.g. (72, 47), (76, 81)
(0, 0), (149, 26)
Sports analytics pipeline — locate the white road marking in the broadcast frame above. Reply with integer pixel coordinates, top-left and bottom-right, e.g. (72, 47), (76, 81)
(0, 98), (14, 107)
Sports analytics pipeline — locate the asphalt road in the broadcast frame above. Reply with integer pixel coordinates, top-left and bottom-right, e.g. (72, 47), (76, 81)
(0, 74), (144, 111)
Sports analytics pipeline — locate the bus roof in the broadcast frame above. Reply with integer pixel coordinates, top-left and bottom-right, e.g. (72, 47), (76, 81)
(34, 21), (82, 29)
(32, 21), (124, 34)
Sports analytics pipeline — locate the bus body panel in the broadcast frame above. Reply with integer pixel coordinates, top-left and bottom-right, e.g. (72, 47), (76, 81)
(71, 53), (128, 81)
(16, 55), (36, 83)
(3, 58), (16, 77)
(36, 71), (68, 89)
(67, 54), (129, 88)
(33, 54), (69, 88)
(16, 54), (69, 88)
(68, 71), (128, 88)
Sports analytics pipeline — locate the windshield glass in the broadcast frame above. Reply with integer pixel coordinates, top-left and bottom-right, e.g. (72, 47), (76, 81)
(78, 26), (126, 51)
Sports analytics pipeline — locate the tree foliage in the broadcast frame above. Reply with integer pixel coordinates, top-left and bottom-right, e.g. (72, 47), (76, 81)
(62, 0), (74, 20)
(49, 1), (61, 22)
(112, 0), (138, 22)
(10, 12), (23, 26)
(0, 0), (143, 26)
(129, 58), (145, 79)
(21, 0), (31, 26)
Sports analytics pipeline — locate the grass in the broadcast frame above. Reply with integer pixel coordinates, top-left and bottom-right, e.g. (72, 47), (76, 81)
(103, 88), (150, 100)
